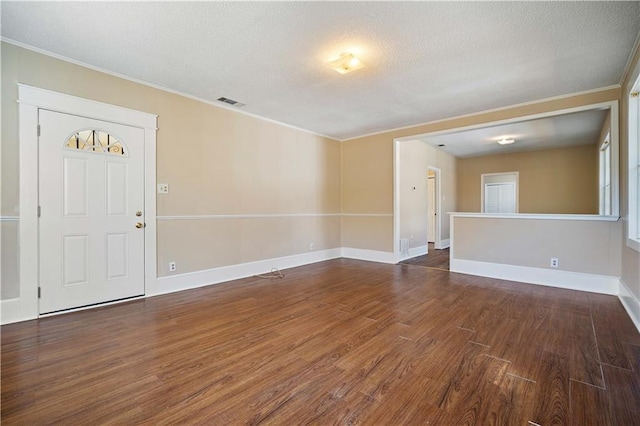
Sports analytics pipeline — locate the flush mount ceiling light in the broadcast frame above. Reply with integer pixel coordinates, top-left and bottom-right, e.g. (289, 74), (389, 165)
(327, 53), (364, 74)
(497, 138), (515, 145)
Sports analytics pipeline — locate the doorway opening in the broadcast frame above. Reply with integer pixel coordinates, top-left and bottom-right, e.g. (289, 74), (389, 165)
(399, 165), (451, 269)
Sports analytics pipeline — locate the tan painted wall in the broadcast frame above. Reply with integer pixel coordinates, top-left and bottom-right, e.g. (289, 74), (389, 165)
(341, 135), (393, 250)
(3, 38), (636, 303)
(453, 216), (621, 276)
(457, 145), (599, 214)
(342, 87), (620, 254)
(0, 42), (342, 299)
(620, 41), (640, 300)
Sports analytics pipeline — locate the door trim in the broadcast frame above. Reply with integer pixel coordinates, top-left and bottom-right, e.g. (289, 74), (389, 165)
(427, 166), (442, 248)
(3, 84), (157, 324)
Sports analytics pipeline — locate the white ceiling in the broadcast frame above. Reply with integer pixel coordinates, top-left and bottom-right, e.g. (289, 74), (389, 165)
(418, 108), (609, 158)
(2, 2), (639, 140)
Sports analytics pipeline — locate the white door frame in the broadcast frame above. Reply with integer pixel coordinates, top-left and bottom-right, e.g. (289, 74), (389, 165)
(3, 84), (157, 324)
(427, 166), (442, 248)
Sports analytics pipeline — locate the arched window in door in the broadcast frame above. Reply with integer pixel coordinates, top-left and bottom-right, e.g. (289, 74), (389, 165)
(64, 129), (127, 156)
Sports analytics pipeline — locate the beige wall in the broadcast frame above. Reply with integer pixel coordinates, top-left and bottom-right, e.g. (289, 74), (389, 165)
(457, 145), (599, 214)
(341, 135), (393, 250)
(342, 87), (620, 254)
(0, 221), (19, 299)
(621, 41), (640, 301)
(343, 136), (457, 253)
(453, 216), (621, 276)
(3, 37), (637, 306)
(1, 42), (342, 299)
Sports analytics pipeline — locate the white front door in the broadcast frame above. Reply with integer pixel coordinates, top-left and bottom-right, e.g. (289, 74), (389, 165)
(38, 109), (145, 314)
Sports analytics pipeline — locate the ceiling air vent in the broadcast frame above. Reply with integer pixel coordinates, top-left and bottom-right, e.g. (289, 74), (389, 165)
(217, 97), (245, 107)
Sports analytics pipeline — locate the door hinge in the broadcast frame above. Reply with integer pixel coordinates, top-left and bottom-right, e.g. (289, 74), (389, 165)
(38, 287), (41, 298)
(37, 206), (41, 217)
(632, 92), (639, 97)
(37, 124), (41, 136)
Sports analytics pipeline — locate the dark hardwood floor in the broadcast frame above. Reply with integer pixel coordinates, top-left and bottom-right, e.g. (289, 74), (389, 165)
(2, 259), (640, 425)
(400, 242), (450, 270)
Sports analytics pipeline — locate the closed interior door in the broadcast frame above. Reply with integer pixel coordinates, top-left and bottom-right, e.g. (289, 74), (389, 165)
(484, 183), (516, 213)
(38, 109), (145, 314)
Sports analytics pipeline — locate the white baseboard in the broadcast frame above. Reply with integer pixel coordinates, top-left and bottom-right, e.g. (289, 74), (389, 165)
(395, 245), (428, 262)
(409, 245), (428, 257)
(450, 258), (619, 295)
(1, 297), (37, 324)
(4, 247), (631, 326)
(154, 248), (342, 295)
(435, 239), (450, 249)
(340, 247), (396, 264)
(619, 278), (640, 333)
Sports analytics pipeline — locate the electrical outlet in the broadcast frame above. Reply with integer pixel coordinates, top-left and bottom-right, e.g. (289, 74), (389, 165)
(550, 258), (559, 268)
(309, 243), (315, 251)
(169, 261), (176, 272)
(157, 183), (169, 194)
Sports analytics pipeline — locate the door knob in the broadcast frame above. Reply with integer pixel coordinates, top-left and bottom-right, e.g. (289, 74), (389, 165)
(136, 222), (145, 229)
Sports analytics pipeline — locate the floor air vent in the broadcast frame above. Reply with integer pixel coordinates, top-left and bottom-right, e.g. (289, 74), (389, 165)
(400, 238), (410, 257)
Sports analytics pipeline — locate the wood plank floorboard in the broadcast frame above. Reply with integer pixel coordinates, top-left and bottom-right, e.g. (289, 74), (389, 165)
(399, 243), (450, 270)
(2, 258), (639, 425)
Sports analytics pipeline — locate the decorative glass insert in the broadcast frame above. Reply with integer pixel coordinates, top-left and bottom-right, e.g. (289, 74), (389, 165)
(65, 130), (126, 156)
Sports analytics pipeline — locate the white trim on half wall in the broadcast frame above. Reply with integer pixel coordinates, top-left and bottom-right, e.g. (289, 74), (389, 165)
(450, 258), (619, 295)
(619, 278), (640, 333)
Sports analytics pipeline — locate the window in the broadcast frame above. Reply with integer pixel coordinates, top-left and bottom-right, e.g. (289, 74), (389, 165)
(599, 133), (611, 215)
(65, 129), (126, 156)
(481, 172), (518, 213)
(629, 76), (640, 250)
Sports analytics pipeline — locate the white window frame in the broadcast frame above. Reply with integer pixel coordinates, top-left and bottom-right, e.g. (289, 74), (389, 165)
(628, 75), (640, 252)
(599, 133), (612, 216)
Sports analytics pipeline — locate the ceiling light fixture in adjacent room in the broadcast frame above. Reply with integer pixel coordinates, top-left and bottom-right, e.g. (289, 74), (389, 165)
(497, 138), (515, 145)
(327, 53), (364, 74)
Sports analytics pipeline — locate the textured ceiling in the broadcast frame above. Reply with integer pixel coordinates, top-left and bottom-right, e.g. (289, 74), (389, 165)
(2, 2), (639, 140)
(419, 108), (609, 158)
